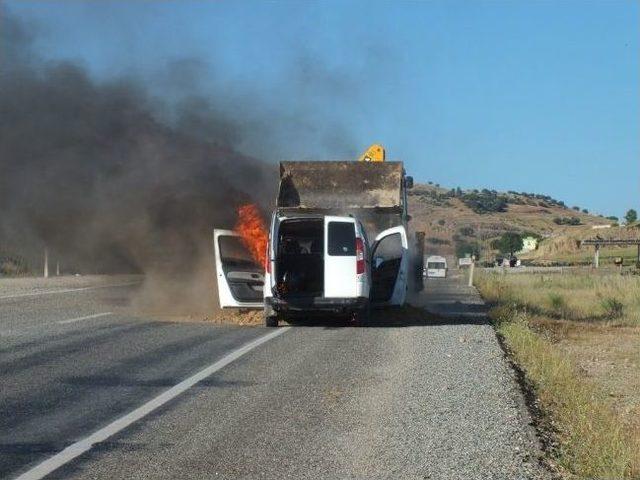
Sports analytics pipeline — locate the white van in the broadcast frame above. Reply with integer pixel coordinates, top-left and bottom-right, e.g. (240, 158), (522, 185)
(425, 255), (447, 278)
(214, 213), (409, 326)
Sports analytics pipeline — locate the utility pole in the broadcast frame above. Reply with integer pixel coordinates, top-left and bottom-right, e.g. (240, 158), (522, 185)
(43, 247), (49, 278)
(468, 255), (475, 287)
(56, 260), (60, 276)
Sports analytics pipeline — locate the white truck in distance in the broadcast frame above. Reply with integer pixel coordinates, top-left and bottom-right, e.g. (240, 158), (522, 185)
(425, 255), (447, 278)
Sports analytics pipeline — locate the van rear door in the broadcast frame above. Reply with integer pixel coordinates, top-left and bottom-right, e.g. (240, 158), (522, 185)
(324, 216), (357, 298)
(370, 226), (409, 306)
(213, 229), (264, 308)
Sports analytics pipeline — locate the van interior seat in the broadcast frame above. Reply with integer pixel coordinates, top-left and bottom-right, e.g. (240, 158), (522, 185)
(276, 219), (324, 298)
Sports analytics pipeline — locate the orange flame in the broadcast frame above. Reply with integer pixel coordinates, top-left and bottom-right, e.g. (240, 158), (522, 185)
(234, 204), (268, 266)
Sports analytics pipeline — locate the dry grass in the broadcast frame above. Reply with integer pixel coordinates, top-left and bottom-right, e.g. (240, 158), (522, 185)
(478, 272), (640, 478)
(478, 271), (640, 325)
(523, 244), (639, 266)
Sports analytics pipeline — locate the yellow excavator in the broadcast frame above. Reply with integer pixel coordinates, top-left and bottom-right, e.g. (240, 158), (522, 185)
(358, 143), (385, 162)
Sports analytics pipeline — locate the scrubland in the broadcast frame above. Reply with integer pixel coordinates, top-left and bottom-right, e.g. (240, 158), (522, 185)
(477, 271), (640, 478)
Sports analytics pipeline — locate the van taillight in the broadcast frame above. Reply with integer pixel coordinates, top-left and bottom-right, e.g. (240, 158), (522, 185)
(355, 237), (365, 274)
(264, 242), (271, 274)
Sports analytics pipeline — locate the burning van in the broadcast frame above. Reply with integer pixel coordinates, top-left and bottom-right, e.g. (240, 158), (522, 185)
(214, 160), (413, 326)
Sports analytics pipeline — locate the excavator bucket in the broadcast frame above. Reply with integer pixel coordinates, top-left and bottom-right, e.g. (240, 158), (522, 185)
(358, 143), (386, 162)
(277, 161), (403, 211)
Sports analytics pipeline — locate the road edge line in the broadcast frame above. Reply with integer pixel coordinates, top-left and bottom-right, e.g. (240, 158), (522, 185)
(0, 281), (141, 300)
(57, 312), (113, 325)
(13, 326), (290, 480)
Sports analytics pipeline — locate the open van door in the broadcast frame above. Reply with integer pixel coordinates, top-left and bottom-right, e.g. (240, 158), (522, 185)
(213, 229), (264, 308)
(324, 216), (358, 298)
(370, 226), (408, 306)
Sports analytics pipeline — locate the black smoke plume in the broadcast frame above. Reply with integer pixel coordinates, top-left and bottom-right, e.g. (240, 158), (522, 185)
(0, 7), (367, 313)
(0, 9), (283, 313)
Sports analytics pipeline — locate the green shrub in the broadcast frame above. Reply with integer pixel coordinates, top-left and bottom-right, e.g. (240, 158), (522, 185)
(601, 297), (624, 319)
(548, 293), (569, 317)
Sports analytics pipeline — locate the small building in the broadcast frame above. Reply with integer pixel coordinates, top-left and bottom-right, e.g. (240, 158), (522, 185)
(519, 236), (538, 253)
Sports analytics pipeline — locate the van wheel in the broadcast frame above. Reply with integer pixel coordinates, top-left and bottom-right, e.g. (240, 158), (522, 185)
(265, 315), (279, 327)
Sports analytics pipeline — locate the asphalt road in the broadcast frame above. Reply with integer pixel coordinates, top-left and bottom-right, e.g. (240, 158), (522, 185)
(1, 273), (550, 480)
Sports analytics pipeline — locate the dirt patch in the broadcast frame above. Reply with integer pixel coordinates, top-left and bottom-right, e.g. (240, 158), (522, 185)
(556, 324), (640, 441)
(523, 316), (640, 475)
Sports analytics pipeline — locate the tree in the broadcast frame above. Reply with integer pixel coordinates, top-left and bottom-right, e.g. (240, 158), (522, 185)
(455, 240), (481, 260)
(625, 209), (637, 224)
(582, 208), (589, 214)
(492, 232), (523, 256)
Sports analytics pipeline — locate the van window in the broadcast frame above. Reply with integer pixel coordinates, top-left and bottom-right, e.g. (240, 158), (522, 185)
(218, 236), (256, 267)
(428, 262), (446, 269)
(328, 222), (355, 256)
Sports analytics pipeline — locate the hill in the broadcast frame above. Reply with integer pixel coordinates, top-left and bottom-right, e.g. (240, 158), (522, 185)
(408, 183), (637, 265)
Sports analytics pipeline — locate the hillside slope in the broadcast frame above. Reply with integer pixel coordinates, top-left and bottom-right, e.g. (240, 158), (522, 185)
(408, 184), (636, 264)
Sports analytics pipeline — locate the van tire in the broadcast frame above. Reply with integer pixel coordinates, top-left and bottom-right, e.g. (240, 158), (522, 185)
(265, 314), (279, 327)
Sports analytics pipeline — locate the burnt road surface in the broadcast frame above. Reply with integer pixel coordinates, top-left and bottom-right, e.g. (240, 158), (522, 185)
(1, 272), (549, 480)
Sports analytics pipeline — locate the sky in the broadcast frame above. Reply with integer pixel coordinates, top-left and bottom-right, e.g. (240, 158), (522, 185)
(5, 0), (639, 218)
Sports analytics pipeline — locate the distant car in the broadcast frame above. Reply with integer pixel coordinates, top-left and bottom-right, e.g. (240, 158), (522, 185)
(425, 255), (447, 278)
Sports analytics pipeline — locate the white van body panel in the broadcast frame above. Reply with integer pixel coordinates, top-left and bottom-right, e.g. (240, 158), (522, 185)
(213, 229), (264, 308)
(263, 212), (278, 303)
(426, 255), (447, 278)
(354, 221), (371, 299)
(323, 216), (358, 298)
(372, 225), (409, 306)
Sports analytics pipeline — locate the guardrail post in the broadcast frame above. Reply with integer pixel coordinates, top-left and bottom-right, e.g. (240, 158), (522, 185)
(43, 247), (49, 278)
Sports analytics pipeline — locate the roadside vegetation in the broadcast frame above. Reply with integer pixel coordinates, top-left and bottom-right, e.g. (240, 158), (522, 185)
(0, 252), (30, 276)
(476, 271), (640, 478)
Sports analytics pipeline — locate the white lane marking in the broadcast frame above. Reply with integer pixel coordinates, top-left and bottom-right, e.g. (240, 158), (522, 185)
(14, 326), (290, 480)
(0, 313), (115, 337)
(57, 312), (113, 325)
(0, 281), (141, 300)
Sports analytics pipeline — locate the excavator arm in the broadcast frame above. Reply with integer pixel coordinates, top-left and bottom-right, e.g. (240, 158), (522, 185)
(358, 143), (385, 162)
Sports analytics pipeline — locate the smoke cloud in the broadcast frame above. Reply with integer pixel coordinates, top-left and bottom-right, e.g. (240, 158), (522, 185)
(0, 7), (361, 315)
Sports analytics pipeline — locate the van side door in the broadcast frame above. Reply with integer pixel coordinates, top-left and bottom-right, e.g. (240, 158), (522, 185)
(213, 229), (264, 308)
(370, 226), (409, 306)
(324, 216), (357, 298)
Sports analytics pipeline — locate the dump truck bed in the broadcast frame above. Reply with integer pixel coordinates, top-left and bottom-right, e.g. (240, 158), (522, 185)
(278, 161), (403, 210)
(276, 161), (406, 239)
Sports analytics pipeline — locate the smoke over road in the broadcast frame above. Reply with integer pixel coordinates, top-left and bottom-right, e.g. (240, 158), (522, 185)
(0, 8), (358, 314)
